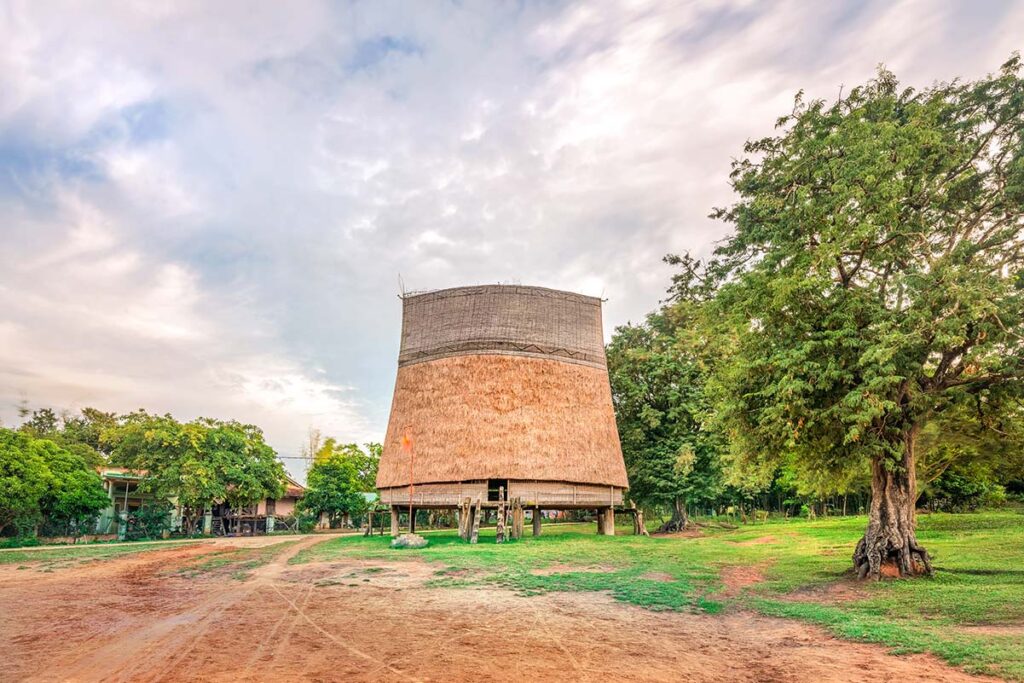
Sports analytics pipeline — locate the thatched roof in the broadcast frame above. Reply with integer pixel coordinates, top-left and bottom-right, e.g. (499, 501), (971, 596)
(376, 354), (628, 488)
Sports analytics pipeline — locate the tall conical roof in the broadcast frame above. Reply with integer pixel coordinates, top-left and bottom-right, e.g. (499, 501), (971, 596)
(376, 285), (627, 490)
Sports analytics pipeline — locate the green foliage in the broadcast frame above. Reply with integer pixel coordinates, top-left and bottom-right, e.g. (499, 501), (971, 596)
(0, 429), (52, 536)
(606, 273), (724, 520)
(0, 428), (108, 538)
(313, 439), (380, 491)
(104, 412), (286, 525)
(35, 439), (109, 534)
(125, 502), (174, 540)
(705, 56), (1024, 490)
(17, 406), (115, 468)
(925, 462), (1006, 512)
(300, 443), (373, 525)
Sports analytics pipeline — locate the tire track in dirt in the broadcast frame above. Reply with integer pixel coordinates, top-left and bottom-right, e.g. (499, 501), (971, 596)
(238, 582), (313, 676)
(266, 580), (420, 682)
(28, 536), (330, 683)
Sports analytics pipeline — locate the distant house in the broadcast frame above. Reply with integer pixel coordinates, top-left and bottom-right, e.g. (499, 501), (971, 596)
(95, 468), (306, 538)
(94, 467), (155, 538)
(210, 475), (306, 534)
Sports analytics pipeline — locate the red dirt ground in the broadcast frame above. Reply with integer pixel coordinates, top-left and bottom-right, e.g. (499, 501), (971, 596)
(0, 535), (998, 682)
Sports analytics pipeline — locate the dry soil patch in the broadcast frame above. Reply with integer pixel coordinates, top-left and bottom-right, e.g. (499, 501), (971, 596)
(0, 537), (999, 682)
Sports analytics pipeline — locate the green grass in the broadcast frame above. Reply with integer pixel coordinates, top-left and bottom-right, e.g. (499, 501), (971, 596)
(0, 541), (201, 570)
(176, 540), (301, 580)
(292, 511), (1024, 679)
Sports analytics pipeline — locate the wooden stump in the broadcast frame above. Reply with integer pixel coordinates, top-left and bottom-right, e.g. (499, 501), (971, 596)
(632, 503), (649, 536)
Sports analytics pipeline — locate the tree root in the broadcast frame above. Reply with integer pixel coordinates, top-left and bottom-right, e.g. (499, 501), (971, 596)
(853, 534), (934, 580)
(656, 518), (693, 533)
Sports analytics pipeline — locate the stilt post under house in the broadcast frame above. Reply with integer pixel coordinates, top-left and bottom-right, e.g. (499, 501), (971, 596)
(470, 499), (481, 544)
(496, 487), (506, 543)
(532, 507), (542, 537)
(511, 499), (523, 540)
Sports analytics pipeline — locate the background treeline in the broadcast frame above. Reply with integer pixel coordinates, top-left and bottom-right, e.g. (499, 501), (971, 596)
(1, 406), (381, 544)
(608, 55), (1024, 562)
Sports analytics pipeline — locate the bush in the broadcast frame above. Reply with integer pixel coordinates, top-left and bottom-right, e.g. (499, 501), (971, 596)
(925, 466), (1005, 512)
(126, 503), (174, 540)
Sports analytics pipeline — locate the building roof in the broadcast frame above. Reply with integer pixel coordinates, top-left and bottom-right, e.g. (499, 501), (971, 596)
(376, 353), (628, 489)
(97, 466), (147, 480)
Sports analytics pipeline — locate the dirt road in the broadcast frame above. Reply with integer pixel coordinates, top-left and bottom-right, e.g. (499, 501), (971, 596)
(0, 536), (996, 682)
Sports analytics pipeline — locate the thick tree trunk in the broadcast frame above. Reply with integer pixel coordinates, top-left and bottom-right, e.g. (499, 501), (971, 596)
(853, 425), (933, 580)
(656, 498), (690, 533)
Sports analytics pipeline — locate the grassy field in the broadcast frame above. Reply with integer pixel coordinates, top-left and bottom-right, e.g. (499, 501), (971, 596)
(292, 510), (1024, 680)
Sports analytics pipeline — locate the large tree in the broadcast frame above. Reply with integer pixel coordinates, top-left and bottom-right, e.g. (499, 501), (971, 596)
(104, 412), (285, 533)
(709, 57), (1024, 578)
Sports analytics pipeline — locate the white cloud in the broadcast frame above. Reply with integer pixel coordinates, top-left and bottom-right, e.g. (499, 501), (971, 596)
(0, 0), (1019, 468)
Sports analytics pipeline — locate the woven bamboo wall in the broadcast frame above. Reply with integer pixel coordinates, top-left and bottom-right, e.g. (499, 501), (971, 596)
(398, 285), (606, 369)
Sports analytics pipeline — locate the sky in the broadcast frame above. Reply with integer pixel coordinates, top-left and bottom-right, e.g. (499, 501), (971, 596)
(1, 0), (1021, 478)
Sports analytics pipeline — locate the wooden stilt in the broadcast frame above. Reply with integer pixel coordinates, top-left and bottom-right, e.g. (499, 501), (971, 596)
(409, 507), (416, 534)
(390, 506), (399, 537)
(470, 499), (481, 544)
(496, 487), (506, 543)
(460, 498), (473, 540)
(532, 507), (542, 537)
(511, 499), (523, 540)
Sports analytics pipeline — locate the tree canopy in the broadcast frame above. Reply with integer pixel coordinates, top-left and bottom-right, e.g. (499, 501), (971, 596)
(0, 428), (108, 537)
(705, 56), (1024, 577)
(104, 412), (286, 530)
(301, 441), (379, 526)
(607, 273), (724, 530)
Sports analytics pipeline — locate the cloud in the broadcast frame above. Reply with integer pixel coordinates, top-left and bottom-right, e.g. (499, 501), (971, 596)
(0, 0), (1020, 474)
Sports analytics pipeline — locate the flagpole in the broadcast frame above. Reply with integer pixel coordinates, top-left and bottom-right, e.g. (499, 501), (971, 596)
(403, 432), (414, 533)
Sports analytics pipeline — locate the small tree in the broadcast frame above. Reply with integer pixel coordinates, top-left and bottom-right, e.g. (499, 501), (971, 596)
(709, 57), (1024, 578)
(300, 448), (369, 527)
(0, 428), (108, 538)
